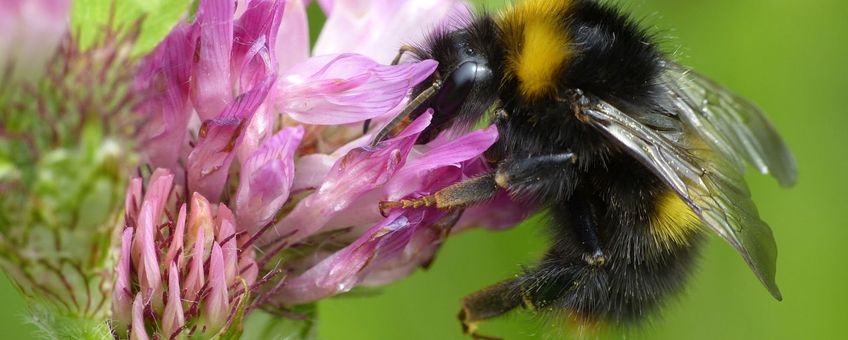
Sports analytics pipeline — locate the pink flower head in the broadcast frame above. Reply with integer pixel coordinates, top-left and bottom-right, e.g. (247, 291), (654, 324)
(126, 0), (532, 326)
(112, 168), (260, 338)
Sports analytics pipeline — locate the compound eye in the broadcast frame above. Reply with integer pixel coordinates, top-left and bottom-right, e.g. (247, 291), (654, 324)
(433, 61), (491, 115)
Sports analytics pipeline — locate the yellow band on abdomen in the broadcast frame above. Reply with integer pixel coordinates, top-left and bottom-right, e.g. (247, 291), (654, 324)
(650, 190), (703, 247)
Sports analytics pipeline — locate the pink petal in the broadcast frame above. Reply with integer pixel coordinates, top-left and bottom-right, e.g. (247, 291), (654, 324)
(236, 126), (304, 232)
(323, 188), (384, 231)
(290, 134), (372, 192)
(323, 124), (493, 231)
(183, 226), (206, 303)
(184, 194), (214, 302)
(274, 210), (425, 304)
(111, 228), (135, 336)
(276, 54), (437, 125)
(131, 293), (150, 340)
(144, 169), (175, 225)
(276, 0), (309, 73)
(291, 154), (337, 192)
(216, 204), (239, 285)
(136, 23), (196, 171)
(124, 177), (143, 223)
(187, 76), (276, 201)
(135, 203), (161, 306)
(164, 204), (187, 271)
(237, 104), (276, 165)
(205, 242), (230, 331)
(191, 0), (235, 120)
(232, 0), (283, 92)
(131, 169), (173, 274)
(315, 0), (333, 14)
(360, 216), (445, 286)
(362, 205), (490, 287)
(313, 0), (470, 63)
(262, 112), (432, 246)
(161, 263), (185, 338)
(384, 125), (499, 199)
(456, 190), (535, 231)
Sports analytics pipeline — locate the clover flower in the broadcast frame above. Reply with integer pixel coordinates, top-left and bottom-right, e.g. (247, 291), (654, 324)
(4, 0), (532, 337)
(112, 169), (259, 338)
(129, 0), (533, 323)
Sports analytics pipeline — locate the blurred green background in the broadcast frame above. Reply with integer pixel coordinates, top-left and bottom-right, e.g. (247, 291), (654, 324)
(2, 0), (846, 339)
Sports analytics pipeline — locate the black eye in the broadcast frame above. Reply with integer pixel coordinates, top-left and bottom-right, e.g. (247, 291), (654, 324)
(433, 61), (490, 116)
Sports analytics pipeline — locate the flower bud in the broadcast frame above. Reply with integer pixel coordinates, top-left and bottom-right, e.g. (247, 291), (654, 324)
(112, 169), (258, 339)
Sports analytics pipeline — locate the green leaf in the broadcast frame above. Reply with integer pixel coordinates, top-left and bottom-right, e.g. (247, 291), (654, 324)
(71, 0), (191, 55)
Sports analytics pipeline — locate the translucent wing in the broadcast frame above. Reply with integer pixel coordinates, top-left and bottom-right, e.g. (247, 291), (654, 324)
(578, 94), (783, 300)
(661, 63), (797, 187)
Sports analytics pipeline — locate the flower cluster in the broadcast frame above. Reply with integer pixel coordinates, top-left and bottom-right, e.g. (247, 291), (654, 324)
(124, 0), (531, 333)
(112, 169), (259, 338)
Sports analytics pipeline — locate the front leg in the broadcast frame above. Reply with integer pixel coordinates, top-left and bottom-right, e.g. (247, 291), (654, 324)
(379, 152), (577, 214)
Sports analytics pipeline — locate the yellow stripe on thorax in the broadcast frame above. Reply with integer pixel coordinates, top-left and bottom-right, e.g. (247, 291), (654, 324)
(650, 189), (702, 247)
(498, 0), (574, 99)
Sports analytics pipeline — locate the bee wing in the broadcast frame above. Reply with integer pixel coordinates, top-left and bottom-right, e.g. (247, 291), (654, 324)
(580, 95), (782, 300)
(661, 63), (797, 187)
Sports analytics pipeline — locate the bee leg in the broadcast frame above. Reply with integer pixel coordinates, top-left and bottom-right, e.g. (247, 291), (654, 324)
(493, 153), (576, 189)
(567, 198), (607, 266)
(379, 174), (499, 216)
(391, 45), (426, 65)
(380, 153), (577, 215)
(496, 154), (607, 266)
(459, 266), (582, 338)
(459, 279), (522, 339)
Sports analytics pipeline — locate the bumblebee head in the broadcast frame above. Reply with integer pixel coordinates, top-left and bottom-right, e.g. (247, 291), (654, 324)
(372, 17), (502, 146)
(417, 56), (495, 141)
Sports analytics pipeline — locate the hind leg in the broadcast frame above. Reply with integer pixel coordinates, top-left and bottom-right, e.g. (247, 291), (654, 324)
(459, 196), (610, 336)
(458, 254), (609, 338)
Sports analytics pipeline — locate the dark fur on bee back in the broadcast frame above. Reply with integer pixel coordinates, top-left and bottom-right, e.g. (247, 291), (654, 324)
(561, 1), (666, 112)
(402, 0), (710, 329)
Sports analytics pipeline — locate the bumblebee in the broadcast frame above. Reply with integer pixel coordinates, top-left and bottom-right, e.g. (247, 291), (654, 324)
(373, 0), (797, 335)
